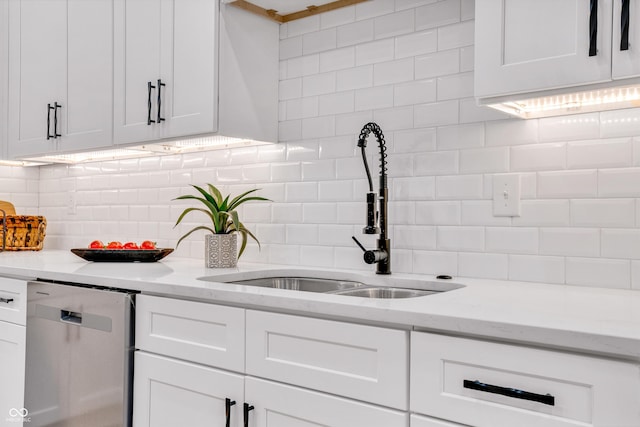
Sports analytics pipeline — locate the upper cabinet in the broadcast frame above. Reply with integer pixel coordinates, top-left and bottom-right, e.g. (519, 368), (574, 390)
(475, 0), (640, 117)
(113, 0), (217, 145)
(1, 1), (8, 160)
(7, 0), (113, 158)
(4, 0), (278, 160)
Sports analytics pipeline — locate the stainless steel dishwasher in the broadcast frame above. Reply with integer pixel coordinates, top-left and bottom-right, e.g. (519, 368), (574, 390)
(24, 281), (136, 427)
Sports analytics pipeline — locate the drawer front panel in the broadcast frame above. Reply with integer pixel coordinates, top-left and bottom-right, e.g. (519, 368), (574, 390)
(136, 295), (245, 372)
(246, 310), (409, 410)
(411, 414), (467, 427)
(0, 277), (27, 325)
(411, 332), (640, 427)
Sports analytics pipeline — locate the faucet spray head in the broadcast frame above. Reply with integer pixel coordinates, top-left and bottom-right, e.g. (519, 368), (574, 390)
(363, 192), (380, 234)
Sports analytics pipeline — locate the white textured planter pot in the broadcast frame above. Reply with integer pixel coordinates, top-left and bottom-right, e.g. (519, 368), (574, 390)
(205, 233), (238, 268)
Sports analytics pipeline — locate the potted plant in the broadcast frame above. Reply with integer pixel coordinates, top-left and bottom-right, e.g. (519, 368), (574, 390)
(174, 184), (269, 268)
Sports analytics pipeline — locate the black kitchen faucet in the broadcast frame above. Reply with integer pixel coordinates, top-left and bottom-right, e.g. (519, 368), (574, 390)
(352, 122), (391, 275)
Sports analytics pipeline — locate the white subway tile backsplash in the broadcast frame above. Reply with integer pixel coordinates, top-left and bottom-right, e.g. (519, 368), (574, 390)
(300, 245), (335, 267)
(303, 203), (337, 224)
(393, 176), (435, 200)
(412, 250), (458, 275)
(394, 225), (436, 249)
(437, 226), (484, 252)
(286, 224), (319, 244)
(415, 0), (461, 30)
(302, 159), (336, 180)
(286, 54), (320, 78)
(567, 138), (633, 169)
(459, 147), (509, 174)
(395, 30), (437, 59)
(513, 200), (570, 227)
(387, 152), (414, 177)
(285, 182), (318, 202)
(373, 58), (414, 86)
(318, 180), (354, 201)
(598, 168), (640, 197)
(337, 201), (363, 224)
(539, 228), (600, 257)
(280, 36), (303, 60)
(374, 9), (414, 39)
(319, 47), (355, 72)
(355, 85), (394, 111)
(461, 0), (475, 20)
(303, 28), (337, 55)
(271, 162), (302, 182)
(415, 201), (461, 225)
(461, 200), (512, 226)
(414, 100), (459, 127)
(373, 106), (414, 130)
(287, 15), (320, 37)
(437, 72), (474, 101)
(320, 6), (355, 29)
(538, 113), (600, 142)
(355, 39), (395, 66)
(355, 0), (395, 20)
(600, 108), (640, 138)
(394, 79), (436, 106)
(486, 227), (538, 254)
(302, 116), (336, 139)
(336, 65), (374, 91)
(256, 224), (286, 244)
(336, 19), (374, 47)
(601, 229), (640, 259)
(460, 97), (511, 123)
(436, 175), (483, 200)
(511, 143), (566, 171)
(319, 91), (354, 116)
(508, 255), (565, 284)
(268, 244), (301, 265)
(389, 201), (416, 224)
(459, 252), (508, 280)
(394, 128), (436, 153)
(415, 49), (459, 79)
(486, 119), (538, 146)
(438, 20), (474, 50)
(571, 199), (635, 227)
(414, 151), (458, 176)
(566, 257), (631, 289)
(395, 0), (439, 11)
(437, 123), (484, 150)
(538, 170), (597, 198)
(302, 72), (336, 97)
(280, 78), (303, 100)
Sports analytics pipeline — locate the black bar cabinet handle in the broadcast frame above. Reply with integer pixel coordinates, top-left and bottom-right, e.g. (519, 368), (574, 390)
(0, 297), (14, 304)
(157, 79), (166, 123)
(54, 102), (61, 138)
(47, 103), (54, 140)
(225, 398), (236, 427)
(621, 0), (630, 51)
(463, 380), (555, 406)
(147, 81), (156, 125)
(589, 0), (598, 56)
(243, 403), (254, 427)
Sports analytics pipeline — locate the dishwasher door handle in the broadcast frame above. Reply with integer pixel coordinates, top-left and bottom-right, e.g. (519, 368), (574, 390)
(60, 309), (83, 325)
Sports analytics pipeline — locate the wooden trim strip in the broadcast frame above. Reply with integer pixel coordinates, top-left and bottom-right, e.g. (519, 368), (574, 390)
(227, 0), (369, 23)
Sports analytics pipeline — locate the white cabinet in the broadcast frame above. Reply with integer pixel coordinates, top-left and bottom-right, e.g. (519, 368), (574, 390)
(411, 415), (466, 427)
(411, 331), (640, 427)
(133, 352), (244, 427)
(475, 0), (640, 104)
(133, 295), (408, 427)
(245, 377), (407, 427)
(113, 0), (217, 145)
(7, 0), (113, 158)
(0, 277), (27, 427)
(475, 0), (614, 100)
(0, 1), (8, 160)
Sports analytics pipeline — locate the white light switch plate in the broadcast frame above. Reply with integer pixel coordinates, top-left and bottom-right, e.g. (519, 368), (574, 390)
(493, 174), (521, 217)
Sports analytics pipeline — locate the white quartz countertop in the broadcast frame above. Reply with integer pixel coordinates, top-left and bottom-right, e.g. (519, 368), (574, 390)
(2, 250), (640, 360)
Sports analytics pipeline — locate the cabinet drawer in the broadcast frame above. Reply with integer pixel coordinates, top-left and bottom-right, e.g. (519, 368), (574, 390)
(135, 295), (245, 372)
(411, 332), (640, 427)
(246, 310), (408, 410)
(246, 376), (408, 427)
(0, 277), (27, 325)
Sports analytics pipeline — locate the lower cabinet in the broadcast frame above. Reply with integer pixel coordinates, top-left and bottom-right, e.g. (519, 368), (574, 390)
(133, 294), (409, 427)
(0, 277), (27, 427)
(411, 415), (467, 427)
(133, 352), (244, 427)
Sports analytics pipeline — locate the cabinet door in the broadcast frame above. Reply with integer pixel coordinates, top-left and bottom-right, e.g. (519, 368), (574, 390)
(114, 0), (216, 145)
(133, 352), (244, 427)
(475, 0), (613, 99)
(8, 0), (66, 157)
(612, 0), (640, 78)
(0, 1), (7, 160)
(0, 322), (26, 427)
(7, 0), (112, 158)
(245, 377), (408, 427)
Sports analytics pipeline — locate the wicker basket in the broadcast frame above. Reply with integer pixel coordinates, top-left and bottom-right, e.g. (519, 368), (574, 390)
(1, 214), (47, 251)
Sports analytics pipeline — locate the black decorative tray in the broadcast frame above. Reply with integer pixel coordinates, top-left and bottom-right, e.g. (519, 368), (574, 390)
(70, 248), (174, 262)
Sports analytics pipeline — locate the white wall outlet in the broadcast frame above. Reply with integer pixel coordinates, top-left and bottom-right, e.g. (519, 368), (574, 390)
(67, 190), (77, 215)
(493, 174), (521, 217)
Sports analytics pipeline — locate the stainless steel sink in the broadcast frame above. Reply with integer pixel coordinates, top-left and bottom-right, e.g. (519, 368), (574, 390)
(229, 277), (366, 293)
(216, 275), (455, 299)
(329, 287), (437, 299)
